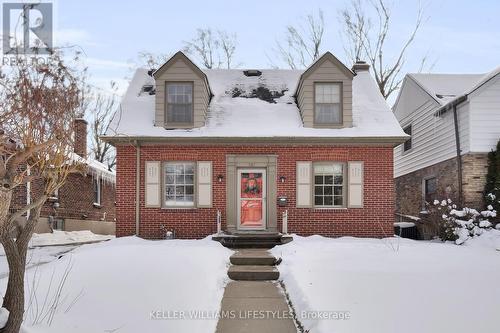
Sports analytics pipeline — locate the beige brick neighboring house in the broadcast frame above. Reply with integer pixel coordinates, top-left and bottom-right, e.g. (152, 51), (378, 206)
(393, 67), (500, 217)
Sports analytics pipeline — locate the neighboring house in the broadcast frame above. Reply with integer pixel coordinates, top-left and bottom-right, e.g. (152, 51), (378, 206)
(10, 119), (116, 234)
(393, 67), (500, 216)
(103, 51), (407, 239)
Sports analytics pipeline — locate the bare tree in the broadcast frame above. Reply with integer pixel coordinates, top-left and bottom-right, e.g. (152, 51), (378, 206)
(183, 28), (239, 69)
(273, 10), (325, 69)
(129, 51), (171, 72)
(0, 50), (86, 332)
(340, 0), (428, 99)
(86, 83), (119, 171)
(217, 30), (238, 69)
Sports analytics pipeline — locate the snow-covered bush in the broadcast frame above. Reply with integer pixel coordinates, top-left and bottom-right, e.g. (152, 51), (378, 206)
(422, 199), (497, 245)
(484, 139), (500, 219)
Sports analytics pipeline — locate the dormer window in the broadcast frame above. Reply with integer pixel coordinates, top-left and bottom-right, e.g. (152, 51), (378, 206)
(166, 82), (193, 127)
(314, 82), (342, 125)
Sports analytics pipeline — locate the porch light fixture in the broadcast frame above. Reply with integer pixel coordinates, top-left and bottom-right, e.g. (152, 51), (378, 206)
(217, 175), (224, 183)
(279, 176), (286, 183)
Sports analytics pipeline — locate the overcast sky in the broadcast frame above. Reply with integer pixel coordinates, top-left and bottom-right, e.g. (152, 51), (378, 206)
(52, 0), (500, 97)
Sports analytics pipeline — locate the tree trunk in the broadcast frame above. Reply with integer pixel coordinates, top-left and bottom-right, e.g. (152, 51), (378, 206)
(0, 244), (25, 333)
(0, 193), (43, 333)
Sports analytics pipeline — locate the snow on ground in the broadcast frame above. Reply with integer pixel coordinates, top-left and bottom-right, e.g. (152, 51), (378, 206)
(271, 231), (500, 333)
(0, 236), (232, 333)
(0, 231), (112, 279)
(29, 230), (113, 247)
(0, 245), (77, 278)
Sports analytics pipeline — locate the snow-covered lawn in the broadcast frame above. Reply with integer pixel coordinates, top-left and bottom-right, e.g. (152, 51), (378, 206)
(30, 230), (113, 247)
(0, 231), (114, 278)
(0, 236), (232, 333)
(271, 231), (500, 333)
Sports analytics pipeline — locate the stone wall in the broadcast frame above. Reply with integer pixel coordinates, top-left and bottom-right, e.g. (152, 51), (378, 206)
(395, 157), (459, 216)
(462, 153), (489, 208)
(395, 153), (490, 217)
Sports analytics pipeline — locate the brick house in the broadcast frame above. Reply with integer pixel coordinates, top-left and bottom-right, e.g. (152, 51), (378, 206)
(393, 67), (500, 216)
(10, 118), (116, 234)
(103, 51), (407, 239)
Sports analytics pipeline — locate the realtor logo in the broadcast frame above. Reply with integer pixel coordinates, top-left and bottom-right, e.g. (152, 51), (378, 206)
(2, 2), (53, 54)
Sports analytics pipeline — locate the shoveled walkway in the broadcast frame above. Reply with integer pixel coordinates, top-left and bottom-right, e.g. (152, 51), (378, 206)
(215, 249), (297, 333)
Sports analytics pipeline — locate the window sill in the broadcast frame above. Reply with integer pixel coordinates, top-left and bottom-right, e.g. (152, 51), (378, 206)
(313, 207), (348, 210)
(161, 206), (197, 210)
(164, 124), (194, 129)
(93, 203), (102, 208)
(312, 123), (344, 129)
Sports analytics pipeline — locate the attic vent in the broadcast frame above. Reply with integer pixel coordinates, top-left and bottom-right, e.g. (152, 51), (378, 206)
(141, 84), (155, 95)
(436, 94), (455, 99)
(243, 70), (262, 77)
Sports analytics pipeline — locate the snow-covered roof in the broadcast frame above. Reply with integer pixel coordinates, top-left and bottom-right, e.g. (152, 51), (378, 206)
(70, 152), (116, 184)
(409, 73), (483, 105)
(409, 66), (500, 107)
(105, 66), (407, 141)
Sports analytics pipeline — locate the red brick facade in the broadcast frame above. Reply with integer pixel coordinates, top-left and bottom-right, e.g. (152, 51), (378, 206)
(10, 173), (116, 222)
(116, 144), (395, 239)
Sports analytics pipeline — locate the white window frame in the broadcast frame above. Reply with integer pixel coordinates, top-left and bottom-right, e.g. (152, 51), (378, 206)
(93, 178), (101, 206)
(313, 162), (346, 208)
(402, 124), (413, 153)
(163, 161), (196, 208)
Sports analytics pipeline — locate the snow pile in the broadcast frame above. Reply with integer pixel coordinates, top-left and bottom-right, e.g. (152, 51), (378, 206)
(462, 229), (500, 251)
(29, 230), (114, 247)
(0, 236), (232, 333)
(271, 235), (500, 333)
(106, 67), (406, 139)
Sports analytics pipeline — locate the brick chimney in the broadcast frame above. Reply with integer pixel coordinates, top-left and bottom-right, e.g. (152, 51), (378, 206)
(74, 118), (88, 158)
(352, 60), (370, 73)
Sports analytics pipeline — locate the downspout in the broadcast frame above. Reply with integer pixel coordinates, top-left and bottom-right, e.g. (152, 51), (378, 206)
(452, 105), (464, 206)
(135, 141), (141, 236)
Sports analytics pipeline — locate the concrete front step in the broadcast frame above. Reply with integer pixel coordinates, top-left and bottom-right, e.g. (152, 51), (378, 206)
(212, 234), (293, 249)
(228, 265), (279, 281)
(230, 249), (277, 266)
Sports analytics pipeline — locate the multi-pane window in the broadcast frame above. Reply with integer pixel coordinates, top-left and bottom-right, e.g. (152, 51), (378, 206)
(403, 125), (412, 152)
(314, 83), (342, 125)
(166, 83), (193, 124)
(424, 177), (437, 204)
(93, 179), (101, 205)
(314, 163), (345, 207)
(165, 162), (195, 207)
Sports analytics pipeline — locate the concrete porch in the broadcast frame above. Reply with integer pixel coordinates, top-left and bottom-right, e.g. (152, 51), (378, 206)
(212, 232), (293, 248)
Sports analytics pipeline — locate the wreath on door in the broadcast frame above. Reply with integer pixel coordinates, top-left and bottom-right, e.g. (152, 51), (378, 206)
(244, 176), (261, 195)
